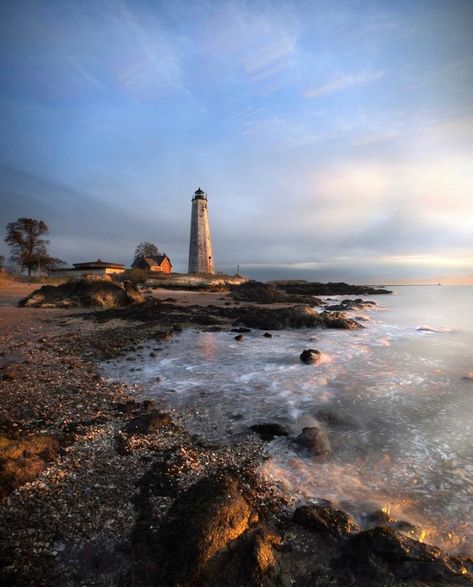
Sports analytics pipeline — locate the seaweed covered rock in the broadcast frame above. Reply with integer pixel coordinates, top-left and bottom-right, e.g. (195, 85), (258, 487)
(0, 434), (59, 498)
(231, 280), (320, 305)
(232, 305), (361, 331)
(86, 300), (361, 331)
(19, 275), (144, 308)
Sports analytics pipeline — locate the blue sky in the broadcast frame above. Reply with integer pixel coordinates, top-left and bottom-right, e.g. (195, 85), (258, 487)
(0, 0), (472, 282)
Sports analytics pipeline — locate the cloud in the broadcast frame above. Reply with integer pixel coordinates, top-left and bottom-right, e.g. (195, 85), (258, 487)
(0, 165), (188, 267)
(1, 1), (472, 283)
(303, 70), (384, 99)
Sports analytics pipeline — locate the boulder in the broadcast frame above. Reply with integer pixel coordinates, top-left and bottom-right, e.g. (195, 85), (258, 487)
(19, 275), (144, 308)
(205, 523), (283, 586)
(293, 503), (359, 536)
(339, 526), (473, 586)
(294, 426), (331, 457)
(154, 475), (255, 585)
(300, 349), (322, 365)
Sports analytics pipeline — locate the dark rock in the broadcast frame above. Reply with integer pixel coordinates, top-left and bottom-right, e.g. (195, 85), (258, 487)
(250, 423), (289, 441)
(155, 329), (174, 341)
(293, 503), (359, 536)
(231, 280), (319, 304)
(234, 334), (244, 341)
(294, 426), (331, 457)
(365, 509), (394, 527)
(273, 280), (392, 296)
(339, 526), (472, 586)
(263, 332), (272, 338)
(152, 475), (255, 586)
(232, 305), (361, 331)
(231, 327), (252, 333)
(391, 520), (418, 535)
(300, 349), (322, 365)
(326, 298), (378, 311)
(113, 400), (141, 416)
(124, 411), (172, 435)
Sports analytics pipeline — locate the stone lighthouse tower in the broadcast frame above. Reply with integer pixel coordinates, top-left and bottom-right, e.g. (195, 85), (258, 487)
(188, 187), (215, 274)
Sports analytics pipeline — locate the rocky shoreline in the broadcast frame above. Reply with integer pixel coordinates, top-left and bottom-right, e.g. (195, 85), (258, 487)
(1, 281), (472, 586)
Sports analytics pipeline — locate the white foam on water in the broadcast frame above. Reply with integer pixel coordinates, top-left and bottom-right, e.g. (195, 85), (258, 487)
(103, 286), (473, 555)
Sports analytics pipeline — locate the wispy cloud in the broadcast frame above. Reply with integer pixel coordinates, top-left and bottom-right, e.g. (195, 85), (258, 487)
(303, 70), (384, 99)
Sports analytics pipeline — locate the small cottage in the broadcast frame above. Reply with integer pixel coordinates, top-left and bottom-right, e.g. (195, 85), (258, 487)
(51, 259), (125, 278)
(132, 254), (173, 274)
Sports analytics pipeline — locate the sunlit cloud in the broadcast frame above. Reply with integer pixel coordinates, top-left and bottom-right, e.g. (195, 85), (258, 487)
(0, 0), (472, 282)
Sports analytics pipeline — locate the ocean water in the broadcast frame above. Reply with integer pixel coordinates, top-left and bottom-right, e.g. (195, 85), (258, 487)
(103, 286), (473, 555)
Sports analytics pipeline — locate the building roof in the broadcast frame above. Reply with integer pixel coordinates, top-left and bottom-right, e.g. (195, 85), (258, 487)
(73, 259), (125, 269)
(195, 187), (205, 195)
(140, 254), (172, 267)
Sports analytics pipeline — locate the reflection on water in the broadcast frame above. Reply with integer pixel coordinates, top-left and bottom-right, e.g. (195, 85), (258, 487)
(199, 332), (217, 361)
(103, 286), (473, 555)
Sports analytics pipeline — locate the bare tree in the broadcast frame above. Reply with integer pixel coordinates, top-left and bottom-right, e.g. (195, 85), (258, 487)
(134, 242), (159, 260)
(40, 256), (67, 274)
(5, 218), (50, 276)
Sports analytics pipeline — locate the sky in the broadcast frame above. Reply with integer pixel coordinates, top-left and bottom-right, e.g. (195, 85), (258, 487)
(0, 0), (472, 283)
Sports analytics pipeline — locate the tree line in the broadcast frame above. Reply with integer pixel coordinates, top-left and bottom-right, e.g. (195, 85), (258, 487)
(2, 217), (162, 275)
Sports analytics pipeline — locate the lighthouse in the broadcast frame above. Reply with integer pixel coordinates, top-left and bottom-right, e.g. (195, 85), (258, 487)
(188, 187), (215, 274)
